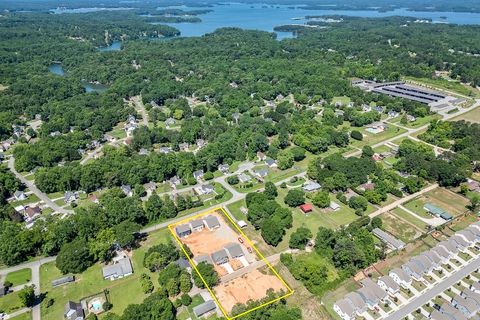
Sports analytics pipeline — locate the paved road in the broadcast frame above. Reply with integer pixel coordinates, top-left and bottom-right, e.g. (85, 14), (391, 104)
(368, 183), (439, 218)
(384, 256), (480, 320)
(80, 145), (103, 165)
(0, 256), (56, 320)
(7, 158), (73, 215)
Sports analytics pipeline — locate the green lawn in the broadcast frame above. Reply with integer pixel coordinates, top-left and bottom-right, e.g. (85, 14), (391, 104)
(404, 77), (480, 99)
(40, 228), (171, 320)
(403, 198), (432, 219)
(5, 268), (32, 287)
(351, 125), (407, 149)
(0, 291), (23, 313)
(451, 105), (480, 123)
(403, 114), (441, 129)
(176, 294), (205, 320)
(331, 96), (351, 106)
(9, 311), (32, 320)
(10, 194), (40, 207)
(391, 207), (429, 231)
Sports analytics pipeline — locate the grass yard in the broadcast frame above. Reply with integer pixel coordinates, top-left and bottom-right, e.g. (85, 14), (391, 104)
(40, 228), (171, 320)
(403, 114), (441, 129)
(9, 311), (32, 320)
(425, 188), (470, 217)
(451, 105), (480, 123)
(5, 268), (32, 287)
(331, 96), (351, 106)
(391, 207), (429, 231)
(380, 212), (422, 243)
(0, 291), (23, 313)
(404, 77), (480, 99)
(10, 194), (41, 207)
(176, 294), (205, 320)
(403, 199), (435, 219)
(351, 126), (407, 149)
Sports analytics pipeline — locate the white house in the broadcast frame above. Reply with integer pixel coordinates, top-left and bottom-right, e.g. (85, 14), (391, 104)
(334, 299), (356, 320)
(389, 267), (412, 288)
(377, 275), (399, 296)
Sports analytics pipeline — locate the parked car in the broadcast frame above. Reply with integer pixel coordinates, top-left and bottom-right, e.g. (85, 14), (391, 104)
(238, 237), (244, 243)
(247, 247), (252, 253)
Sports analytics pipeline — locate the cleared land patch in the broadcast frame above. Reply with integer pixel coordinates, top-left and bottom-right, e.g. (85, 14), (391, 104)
(169, 209), (292, 319)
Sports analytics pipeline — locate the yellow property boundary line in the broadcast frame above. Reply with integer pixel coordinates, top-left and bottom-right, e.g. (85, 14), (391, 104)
(168, 207), (294, 320)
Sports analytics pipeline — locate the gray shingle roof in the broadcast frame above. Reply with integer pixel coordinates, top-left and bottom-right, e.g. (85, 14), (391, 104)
(190, 219), (204, 229)
(372, 228), (405, 250)
(225, 243), (244, 258)
(176, 224), (191, 235)
(193, 300), (216, 317)
(211, 248), (229, 264)
(102, 258), (133, 279)
(204, 215), (220, 229)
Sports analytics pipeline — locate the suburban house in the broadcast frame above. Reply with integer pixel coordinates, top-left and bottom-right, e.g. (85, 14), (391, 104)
(466, 179), (480, 192)
(329, 201), (341, 211)
(423, 203), (453, 220)
(121, 185), (133, 197)
(24, 206), (42, 222)
(211, 248), (229, 265)
(196, 139), (206, 149)
(253, 168), (268, 179)
(467, 225), (480, 239)
(64, 301), (84, 320)
(438, 240), (459, 256)
(224, 243), (244, 259)
(256, 152), (267, 161)
(389, 267), (412, 288)
(179, 143), (189, 152)
(421, 250), (442, 268)
(159, 146), (172, 154)
(358, 182), (375, 192)
(52, 275), (75, 287)
(344, 292), (367, 316)
(461, 288), (480, 307)
(64, 191), (78, 204)
(377, 275), (400, 296)
(238, 173), (252, 183)
(218, 164), (230, 173)
(193, 300), (217, 319)
(195, 184), (215, 196)
(334, 299), (356, 320)
(203, 215), (220, 230)
(456, 229), (477, 245)
(471, 282), (480, 294)
(264, 159), (277, 168)
(102, 257), (133, 281)
(169, 176), (182, 187)
(88, 194), (99, 204)
(144, 182), (156, 193)
(412, 255), (435, 273)
(175, 258), (191, 271)
(406, 114), (416, 122)
(450, 235), (470, 251)
(435, 303), (469, 320)
(372, 228), (405, 251)
(402, 259), (426, 281)
(431, 246), (451, 264)
(193, 170), (204, 181)
(303, 181), (321, 192)
(14, 190), (27, 201)
(388, 110), (399, 118)
(165, 118), (176, 128)
(190, 219), (205, 232)
(365, 122), (387, 134)
(357, 281), (382, 309)
(176, 224), (192, 238)
(451, 294), (480, 318)
(299, 204), (313, 214)
(361, 278), (388, 302)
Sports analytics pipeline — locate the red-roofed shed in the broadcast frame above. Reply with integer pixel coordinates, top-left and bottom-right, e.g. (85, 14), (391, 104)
(299, 204), (313, 213)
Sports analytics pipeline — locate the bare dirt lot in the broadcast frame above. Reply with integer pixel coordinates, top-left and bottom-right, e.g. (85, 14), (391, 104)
(214, 269), (287, 313)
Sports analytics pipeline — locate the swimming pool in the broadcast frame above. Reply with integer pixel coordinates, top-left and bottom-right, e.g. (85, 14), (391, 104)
(91, 300), (102, 311)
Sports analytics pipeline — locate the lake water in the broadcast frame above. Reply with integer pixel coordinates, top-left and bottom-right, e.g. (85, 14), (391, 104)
(82, 82), (109, 93)
(50, 7), (133, 14)
(154, 3), (480, 39)
(49, 63), (65, 76)
(97, 41), (122, 52)
(49, 64), (108, 93)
